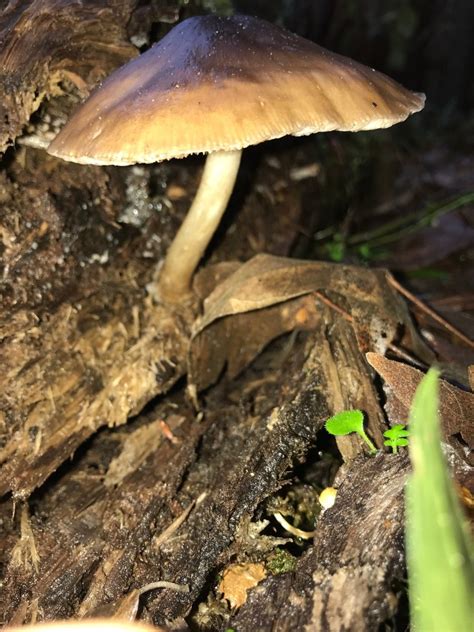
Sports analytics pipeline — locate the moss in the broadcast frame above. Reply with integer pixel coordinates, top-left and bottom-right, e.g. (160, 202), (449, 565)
(266, 548), (297, 575)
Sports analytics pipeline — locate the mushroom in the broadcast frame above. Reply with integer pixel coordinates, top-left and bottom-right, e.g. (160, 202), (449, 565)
(48, 14), (425, 302)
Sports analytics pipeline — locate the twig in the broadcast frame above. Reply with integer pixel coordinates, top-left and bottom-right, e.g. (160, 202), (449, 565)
(313, 291), (427, 367)
(386, 272), (474, 350)
(138, 580), (189, 595)
(153, 492), (207, 550)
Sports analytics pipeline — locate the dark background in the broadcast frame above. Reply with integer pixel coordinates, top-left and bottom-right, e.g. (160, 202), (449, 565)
(232, 0), (474, 113)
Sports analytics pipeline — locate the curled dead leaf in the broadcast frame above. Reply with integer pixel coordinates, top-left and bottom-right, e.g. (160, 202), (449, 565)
(367, 352), (474, 460)
(189, 254), (409, 390)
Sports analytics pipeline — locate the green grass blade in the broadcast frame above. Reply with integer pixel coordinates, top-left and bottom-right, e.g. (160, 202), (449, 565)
(406, 368), (474, 632)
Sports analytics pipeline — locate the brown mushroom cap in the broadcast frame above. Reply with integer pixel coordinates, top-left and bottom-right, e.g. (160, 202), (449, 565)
(48, 14), (425, 166)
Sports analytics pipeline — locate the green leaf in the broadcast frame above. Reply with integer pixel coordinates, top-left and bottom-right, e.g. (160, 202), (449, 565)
(326, 241), (345, 262)
(384, 437), (409, 447)
(383, 424), (409, 440)
(406, 368), (474, 632)
(325, 410), (364, 436)
(384, 438), (409, 453)
(357, 243), (372, 260)
(325, 410), (376, 453)
(383, 425), (410, 452)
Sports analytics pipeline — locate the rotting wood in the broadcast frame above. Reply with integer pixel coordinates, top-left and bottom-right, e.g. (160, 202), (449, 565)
(231, 454), (409, 632)
(0, 0), (135, 152)
(0, 0), (195, 499)
(0, 289), (191, 499)
(189, 254), (415, 460)
(1, 401), (206, 622)
(1, 293), (413, 626)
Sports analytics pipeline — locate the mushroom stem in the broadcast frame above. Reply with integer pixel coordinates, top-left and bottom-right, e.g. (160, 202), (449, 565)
(158, 149), (242, 302)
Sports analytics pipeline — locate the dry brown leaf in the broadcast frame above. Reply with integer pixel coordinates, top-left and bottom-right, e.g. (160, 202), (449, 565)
(366, 352), (474, 453)
(189, 254), (408, 390)
(190, 294), (320, 389)
(218, 563), (267, 609)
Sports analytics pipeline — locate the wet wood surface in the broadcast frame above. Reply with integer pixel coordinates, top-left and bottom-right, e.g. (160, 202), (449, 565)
(231, 453), (409, 632)
(1, 314), (405, 627)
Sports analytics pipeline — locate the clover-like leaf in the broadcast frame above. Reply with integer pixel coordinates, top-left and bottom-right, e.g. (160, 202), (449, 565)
(384, 424), (410, 440)
(383, 424), (410, 453)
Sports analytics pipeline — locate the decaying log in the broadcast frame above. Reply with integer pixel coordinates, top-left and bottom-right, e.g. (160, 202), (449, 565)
(0, 0), (134, 152)
(0, 0), (195, 500)
(1, 296), (408, 627)
(0, 288), (191, 499)
(0, 147), (302, 500)
(231, 453), (409, 632)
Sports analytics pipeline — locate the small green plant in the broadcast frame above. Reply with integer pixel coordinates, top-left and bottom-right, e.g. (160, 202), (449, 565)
(383, 424), (409, 453)
(325, 409), (377, 454)
(325, 234), (345, 262)
(315, 192), (474, 264)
